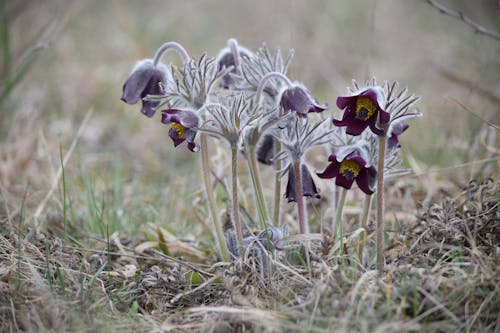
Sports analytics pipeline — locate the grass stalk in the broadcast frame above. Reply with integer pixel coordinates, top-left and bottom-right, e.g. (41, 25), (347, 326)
(200, 134), (230, 262)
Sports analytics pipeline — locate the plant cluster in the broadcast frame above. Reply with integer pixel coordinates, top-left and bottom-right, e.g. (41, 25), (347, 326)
(121, 39), (421, 270)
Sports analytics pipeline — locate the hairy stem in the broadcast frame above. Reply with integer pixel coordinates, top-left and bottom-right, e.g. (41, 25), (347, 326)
(200, 134), (229, 262)
(376, 136), (387, 271)
(254, 72), (293, 106)
(231, 144), (244, 255)
(227, 38), (241, 74)
(273, 141), (282, 226)
(293, 160), (308, 234)
(358, 194), (372, 263)
(247, 145), (270, 229)
(153, 41), (190, 66)
(334, 188), (348, 259)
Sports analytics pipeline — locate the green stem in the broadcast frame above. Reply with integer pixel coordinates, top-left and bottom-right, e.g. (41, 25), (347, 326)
(376, 136), (387, 271)
(334, 188), (348, 262)
(293, 160), (308, 234)
(358, 194), (372, 263)
(247, 145), (270, 229)
(231, 144), (244, 255)
(200, 134), (229, 262)
(273, 142), (282, 226)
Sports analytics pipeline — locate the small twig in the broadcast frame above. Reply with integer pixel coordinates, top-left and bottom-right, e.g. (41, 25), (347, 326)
(426, 0), (500, 42)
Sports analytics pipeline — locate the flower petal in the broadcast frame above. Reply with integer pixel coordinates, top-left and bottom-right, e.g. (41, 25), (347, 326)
(301, 165), (320, 199)
(256, 134), (275, 165)
(317, 158), (340, 179)
(356, 165), (377, 195)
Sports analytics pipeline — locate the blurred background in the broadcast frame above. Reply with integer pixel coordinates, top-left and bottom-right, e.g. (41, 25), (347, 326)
(1, 0), (498, 236)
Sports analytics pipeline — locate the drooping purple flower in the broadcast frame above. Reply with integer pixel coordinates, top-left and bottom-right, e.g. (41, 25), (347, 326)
(121, 60), (167, 117)
(279, 85), (327, 117)
(256, 134), (275, 165)
(333, 87), (390, 136)
(317, 151), (377, 195)
(161, 109), (199, 152)
(387, 121), (409, 149)
(217, 46), (253, 89)
(285, 164), (320, 203)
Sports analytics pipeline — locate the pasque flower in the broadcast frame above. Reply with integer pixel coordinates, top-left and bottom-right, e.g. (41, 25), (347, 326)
(285, 164), (320, 203)
(279, 84), (327, 117)
(217, 44), (253, 89)
(333, 87), (390, 136)
(317, 149), (377, 195)
(161, 109), (199, 152)
(121, 60), (167, 117)
(387, 120), (409, 149)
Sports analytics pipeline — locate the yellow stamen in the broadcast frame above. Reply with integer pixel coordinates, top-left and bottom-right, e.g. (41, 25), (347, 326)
(171, 123), (186, 139)
(355, 96), (377, 121)
(339, 160), (361, 177)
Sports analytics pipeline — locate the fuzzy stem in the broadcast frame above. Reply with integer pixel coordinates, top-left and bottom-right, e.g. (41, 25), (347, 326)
(153, 42), (190, 66)
(376, 136), (387, 271)
(293, 160), (308, 234)
(334, 188), (348, 253)
(273, 141), (282, 226)
(358, 194), (372, 263)
(247, 145), (270, 229)
(254, 72), (293, 106)
(227, 38), (241, 74)
(231, 144), (245, 255)
(200, 134), (229, 262)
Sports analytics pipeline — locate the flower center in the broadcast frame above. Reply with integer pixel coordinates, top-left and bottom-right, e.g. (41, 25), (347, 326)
(171, 123), (186, 139)
(339, 159), (361, 180)
(355, 97), (377, 121)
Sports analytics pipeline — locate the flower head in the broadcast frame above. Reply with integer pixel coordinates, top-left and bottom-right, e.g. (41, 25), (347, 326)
(217, 44), (253, 89)
(333, 86), (390, 136)
(279, 84), (327, 117)
(387, 120), (409, 149)
(285, 164), (320, 202)
(317, 149), (377, 195)
(121, 59), (167, 117)
(161, 109), (199, 152)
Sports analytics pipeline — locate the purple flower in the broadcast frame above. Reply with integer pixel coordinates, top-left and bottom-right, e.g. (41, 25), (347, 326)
(279, 85), (327, 117)
(285, 164), (320, 203)
(317, 151), (376, 195)
(121, 60), (167, 117)
(217, 47), (253, 89)
(333, 87), (390, 136)
(161, 109), (199, 152)
(387, 121), (409, 149)
(256, 134), (275, 165)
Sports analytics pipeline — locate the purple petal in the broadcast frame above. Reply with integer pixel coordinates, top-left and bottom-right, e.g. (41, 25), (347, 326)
(336, 96), (356, 109)
(280, 86), (326, 116)
(168, 127), (185, 147)
(378, 109), (390, 124)
(285, 168), (297, 203)
(356, 165), (377, 195)
(256, 135), (275, 165)
(317, 159), (340, 179)
(347, 155), (367, 167)
(335, 174), (354, 190)
(121, 62), (156, 105)
(301, 165), (320, 199)
(345, 121), (369, 136)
